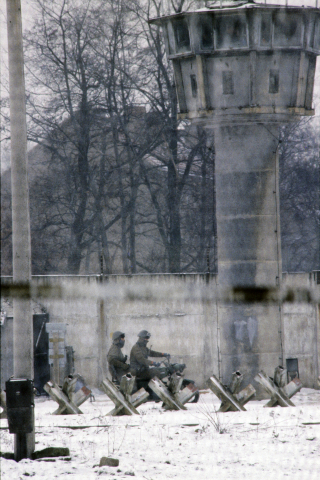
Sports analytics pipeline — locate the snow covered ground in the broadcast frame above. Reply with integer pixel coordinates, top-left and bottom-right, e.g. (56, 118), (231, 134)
(1, 387), (320, 479)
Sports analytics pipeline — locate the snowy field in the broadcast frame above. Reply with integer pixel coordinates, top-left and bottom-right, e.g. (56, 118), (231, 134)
(1, 387), (320, 480)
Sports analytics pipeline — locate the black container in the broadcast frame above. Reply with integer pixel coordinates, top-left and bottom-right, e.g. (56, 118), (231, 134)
(5, 378), (34, 434)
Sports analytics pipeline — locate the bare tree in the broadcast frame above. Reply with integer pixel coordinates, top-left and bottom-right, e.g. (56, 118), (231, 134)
(2, 0), (217, 275)
(280, 119), (319, 272)
(24, 0), (110, 273)
(24, 0), (167, 274)
(126, 0), (217, 273)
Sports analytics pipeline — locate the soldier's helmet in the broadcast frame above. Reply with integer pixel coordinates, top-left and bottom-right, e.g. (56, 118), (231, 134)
(112, 331), (125, 341)
(138, 330), (151, 339)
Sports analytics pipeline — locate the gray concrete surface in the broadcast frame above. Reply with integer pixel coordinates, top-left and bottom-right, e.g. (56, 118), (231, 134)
(2, 273), (318, 393)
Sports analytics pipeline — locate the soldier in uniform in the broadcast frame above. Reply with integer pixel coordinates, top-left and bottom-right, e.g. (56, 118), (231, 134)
(107, 331), (130, 383)
(130, 330), (170, 380)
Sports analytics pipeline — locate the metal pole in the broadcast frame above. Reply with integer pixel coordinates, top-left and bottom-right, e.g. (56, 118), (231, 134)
(6, 0), (34, 460)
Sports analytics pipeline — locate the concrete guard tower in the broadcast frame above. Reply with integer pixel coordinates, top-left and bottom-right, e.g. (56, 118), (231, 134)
(151, 1), (320, 386)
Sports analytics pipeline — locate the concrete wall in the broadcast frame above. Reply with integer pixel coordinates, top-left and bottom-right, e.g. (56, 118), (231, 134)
(33, 274), (219, 389)
(1, 272), (319, 391)
(218, 303), (283, 393)
(104, 275), (219, 389)
(214, 123), (281, 287)
(282, 272), (320, 389)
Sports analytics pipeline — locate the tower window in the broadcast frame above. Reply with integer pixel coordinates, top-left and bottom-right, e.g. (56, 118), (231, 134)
(216, 16), (248, 49)
(314, 17), (320, 50)
(200, 17), (214, 49)
(274, 14), (302, 47)
(260, 14), (272, 47)
(173, 18), (190, 52)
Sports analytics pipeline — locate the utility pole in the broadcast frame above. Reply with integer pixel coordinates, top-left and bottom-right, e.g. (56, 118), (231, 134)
(6, 0), (34, 460)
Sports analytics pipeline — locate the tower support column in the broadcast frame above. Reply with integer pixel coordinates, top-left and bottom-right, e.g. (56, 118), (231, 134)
(214, 123), (282, 288)
(212, 122), (283, 388)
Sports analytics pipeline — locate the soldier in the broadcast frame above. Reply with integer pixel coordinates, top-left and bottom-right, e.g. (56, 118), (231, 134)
(107, 331), (130, 383)
(130, 330), (170, 380)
